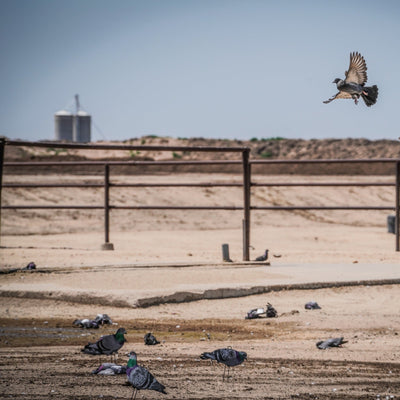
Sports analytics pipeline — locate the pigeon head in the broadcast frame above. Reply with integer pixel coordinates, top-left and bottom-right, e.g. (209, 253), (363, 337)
(117, 328), (127, 335)
(332, 78), (342, 84)
(126, 351), (138, 368)
(238, 351), (247, 362)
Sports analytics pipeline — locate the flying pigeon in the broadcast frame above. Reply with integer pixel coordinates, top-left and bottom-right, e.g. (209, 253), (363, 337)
(82, 327), (127, 362)
(92, 362), (127, 375)
(126, 351), (167, 400)
(316, 337), (348, 350)
(323, 52), (378, 106)
(144, 332), (160, 346)
(305, 301), (321, 310)
(200, 348), (247, 381)
(255, 249), (269, 262)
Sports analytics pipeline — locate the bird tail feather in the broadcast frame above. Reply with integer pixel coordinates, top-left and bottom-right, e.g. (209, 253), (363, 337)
(361, 85), (378, 106)
(82, 343), (101, 355)
(200, 352), (216, 361)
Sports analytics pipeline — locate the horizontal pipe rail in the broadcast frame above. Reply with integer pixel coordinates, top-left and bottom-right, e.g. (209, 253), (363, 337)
(1, 205), (243, 210)
(5, 140), (247, 152)
(3, 205), (394, 211)
(250, 158), (398, 164)
(3, 182), (395, 188)
(3, 183), (104, 188)
(3, 160), (242, 167)
(2, 182), (243, 188)
(252, 182), (395, 187)
(252, 206), (395, 210)
(2, 205), (104, 209)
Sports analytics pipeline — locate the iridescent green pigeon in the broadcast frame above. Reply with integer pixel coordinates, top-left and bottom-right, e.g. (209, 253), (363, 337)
(82, 327), (127, 362)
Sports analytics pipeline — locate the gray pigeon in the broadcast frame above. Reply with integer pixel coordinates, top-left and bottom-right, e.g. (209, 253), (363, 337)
(126, 351), (167, 400)
(74, 318), (99, 329)
(323, 52), (378, 106)
(305, 301), (321, 310)
(92, 362), (127, 375)
(144, 332), (160, 346)
(82, 327), (127, 362)
(200, 348), (247, 381)
(255, 249), (269, 262)
(316, 337), (348, 350)
(94, 314), (113, 326)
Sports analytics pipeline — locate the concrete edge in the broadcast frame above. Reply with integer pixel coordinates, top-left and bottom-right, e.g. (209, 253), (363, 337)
(1, 278), (399, 309)
(0, 261), (270, 274)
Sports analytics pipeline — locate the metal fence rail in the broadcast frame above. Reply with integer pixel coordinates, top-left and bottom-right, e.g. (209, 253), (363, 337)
(1, 139), (399, 257)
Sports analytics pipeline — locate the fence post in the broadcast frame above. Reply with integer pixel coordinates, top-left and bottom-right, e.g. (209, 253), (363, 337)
(101, 163), (114, 250)
(396, 160), (400, 251)
(242, 148), (251, 261)
(0, 138), (5, 246)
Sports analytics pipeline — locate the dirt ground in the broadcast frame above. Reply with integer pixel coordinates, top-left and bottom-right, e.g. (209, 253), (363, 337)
(1, 170), (400, 399)
(0, 284), (399, 399)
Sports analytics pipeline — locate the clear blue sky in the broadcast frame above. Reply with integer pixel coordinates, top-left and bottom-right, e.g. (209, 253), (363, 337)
(1, 0), (399, 142)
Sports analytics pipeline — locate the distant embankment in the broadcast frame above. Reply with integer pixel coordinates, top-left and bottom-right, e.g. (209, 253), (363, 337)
(4, 137), (400, 175)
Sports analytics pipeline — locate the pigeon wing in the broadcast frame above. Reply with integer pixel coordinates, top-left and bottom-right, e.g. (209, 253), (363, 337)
(128, 366), (148, 389)
(323, 91), (353, 104)
(345, 52), (368, 85)
(97, 334), (121, 354)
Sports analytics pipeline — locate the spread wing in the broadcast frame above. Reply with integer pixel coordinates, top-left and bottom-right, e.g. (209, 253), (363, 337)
(344, 52), (368, 85)
(323, 91), (352, 104)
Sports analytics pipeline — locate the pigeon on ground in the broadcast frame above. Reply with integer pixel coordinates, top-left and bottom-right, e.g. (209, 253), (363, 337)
(316, 337), (348, 350)
(305, 301), (321, 310)
(323, 51), (378, 106)
(74, 318), (100, 329)
(94, 314), (113, 326)
(23, 262), (36, 270)
(255, 249), (269, 262)
(126, 351), (167, 399)
(245, 307), (266, 319)
(74, 314), (113, 329)
(200, 348), (247, 381)
(82, 327), (127, 362)
(144, 332), (160, 345)
(92, 362), (127, 375)
(266, 303), (278, 318)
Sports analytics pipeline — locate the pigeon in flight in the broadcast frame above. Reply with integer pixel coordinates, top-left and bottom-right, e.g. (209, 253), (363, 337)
(316, 337), (348, 350)
(200, 348), (247, 381)
(323, 52), (378, 106)
(82, 327), (127, 362)
(126, 351), (167, 399)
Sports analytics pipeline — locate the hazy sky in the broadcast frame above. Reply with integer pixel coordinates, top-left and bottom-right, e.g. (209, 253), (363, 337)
(1, 0), (399, 142)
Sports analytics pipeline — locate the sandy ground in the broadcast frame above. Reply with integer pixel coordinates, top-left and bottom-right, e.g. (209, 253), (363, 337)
(1, 173), (400, 398)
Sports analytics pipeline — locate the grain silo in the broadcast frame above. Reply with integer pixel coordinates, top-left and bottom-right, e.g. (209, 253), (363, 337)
(54, 110), (73, 141)
(54, 95), (92, 142)
(73, 111), (91, 143)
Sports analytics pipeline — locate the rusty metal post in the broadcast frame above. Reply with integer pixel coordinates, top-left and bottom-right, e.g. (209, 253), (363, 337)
(0, 138), (5, 246)
(242, 149), (251, 261)
(396, 161), (400, 251)
(102, 164), (114, 250)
